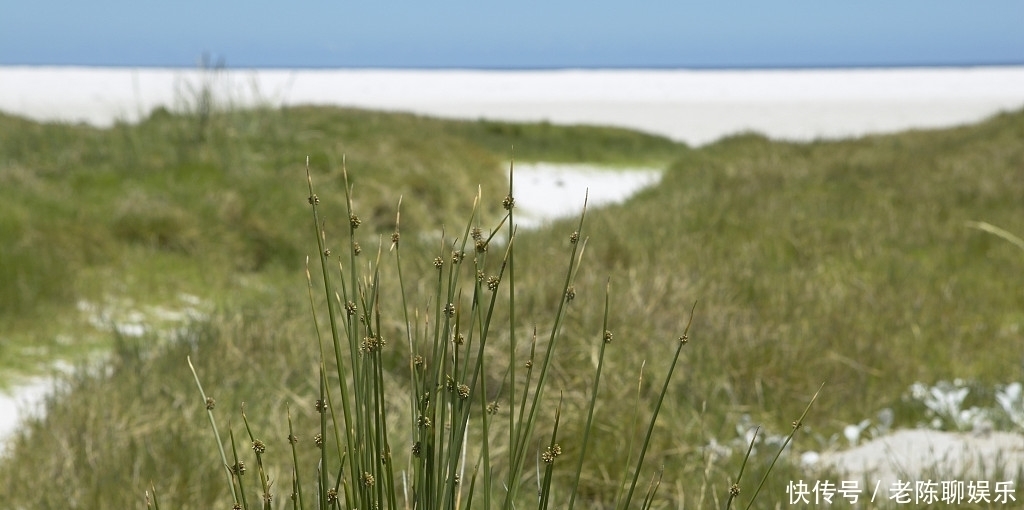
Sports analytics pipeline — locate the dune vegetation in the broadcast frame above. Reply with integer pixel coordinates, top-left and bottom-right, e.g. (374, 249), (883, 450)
(0, 98), (1022, 508)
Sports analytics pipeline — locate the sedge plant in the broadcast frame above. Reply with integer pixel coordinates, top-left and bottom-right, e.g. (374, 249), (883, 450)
(185, 155), (811, 509)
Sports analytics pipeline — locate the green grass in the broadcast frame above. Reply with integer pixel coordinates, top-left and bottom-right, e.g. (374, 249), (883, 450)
(1, 102), (1023, 508)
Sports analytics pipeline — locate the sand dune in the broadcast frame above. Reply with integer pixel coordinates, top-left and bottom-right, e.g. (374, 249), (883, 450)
(3, 66), (1024, 146)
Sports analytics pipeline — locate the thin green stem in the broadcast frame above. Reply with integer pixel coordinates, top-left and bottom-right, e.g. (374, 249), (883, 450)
(186, 355), (237, 504)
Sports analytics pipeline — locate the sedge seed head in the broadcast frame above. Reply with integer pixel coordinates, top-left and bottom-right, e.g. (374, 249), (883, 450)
(541, 444), (562, 464)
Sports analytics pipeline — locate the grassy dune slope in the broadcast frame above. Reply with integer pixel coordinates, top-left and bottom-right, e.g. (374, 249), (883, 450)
(0, 104), (1021, 508)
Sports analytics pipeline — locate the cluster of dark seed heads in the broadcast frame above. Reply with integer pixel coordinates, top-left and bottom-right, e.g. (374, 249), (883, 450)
(457, 384), (470, 400)
(487, 401), (500, 415)
(502, 194), (515, 211)
(569, 231), (579, 244)
(350, 214), (361, 230)
(541, 444), (562, 464)
(487, 275), (500, 291)
(315, 399), (326, 414)
(353, 241), (362, 255)
(345, 300), (357, 317)
(288, 433), (299, 445)
(471, 227), (483, 241)
(413, 355), (424, 369)
(433, 256), (444, 269)
(391, 231), (400, 247)
(362, 472), (375, 487)
(443, 303), (456, 317)
(452, 250), (465, 264)
(604, 330), (613, 343)
(205, 397), (215, 410)
(308, 194), (319, 205)
(314, 433), (323, 449)
(475, 240), (487, 253)
(231, 461), (246, 476)
(327, 488), (338, 504)
(565, 286), (576, 302)
(417, 415), (431, 429)
(252, 439), (266, 454)
(412, 441), (422, 457)
(362, 335), (385, 353)
(679, 333), (689, 344)
(730, 484), (741, 496)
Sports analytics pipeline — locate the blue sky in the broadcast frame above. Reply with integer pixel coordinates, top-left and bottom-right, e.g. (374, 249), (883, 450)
(3, 1), (1023, 69)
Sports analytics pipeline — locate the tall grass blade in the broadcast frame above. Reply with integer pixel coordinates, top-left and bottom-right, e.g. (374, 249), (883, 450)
(622, 300), (697, 508)
(186, 355), (237, 503)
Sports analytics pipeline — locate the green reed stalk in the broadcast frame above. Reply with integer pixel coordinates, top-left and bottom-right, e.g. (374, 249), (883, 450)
(742, 382), (824, 510)
(621, 300), (697, 508)
(503, 192), (588, 509)
(285, 404), (304, 510)
(187, 356), (238, 504)
(567, 279), (613, 510)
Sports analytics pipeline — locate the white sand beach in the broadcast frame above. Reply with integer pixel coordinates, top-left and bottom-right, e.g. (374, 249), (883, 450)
(2, 66), (1024, 146)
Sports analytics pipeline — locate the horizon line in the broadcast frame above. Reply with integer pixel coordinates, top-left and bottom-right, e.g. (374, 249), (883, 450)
(3, 61), (1024, 72)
